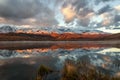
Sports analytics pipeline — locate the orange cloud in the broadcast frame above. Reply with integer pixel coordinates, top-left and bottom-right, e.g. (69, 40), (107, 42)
(77, 12), (94, 19)
(102, 19), (111, 26)
(27, 18), (37, 23)
(61, 5), (76, 22)
(100, 12), (113, 26)
(61, 3), (94, 26)
(100, 12), (110, 18)
(0, 17), (6, 23)
(21, 25), (33, 28)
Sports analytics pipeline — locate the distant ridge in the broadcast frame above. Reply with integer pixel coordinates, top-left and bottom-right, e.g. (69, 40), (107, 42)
(0, 25), (106, 34)
(101, 33), (120, 40)
(0, 25), (119, 41)
(0, 32), (116, 41)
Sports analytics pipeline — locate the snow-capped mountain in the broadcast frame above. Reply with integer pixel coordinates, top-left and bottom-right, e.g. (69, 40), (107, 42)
(0, 25), (106, 34)
(0, 24), (120, 34)
(0, 25), (16, 33)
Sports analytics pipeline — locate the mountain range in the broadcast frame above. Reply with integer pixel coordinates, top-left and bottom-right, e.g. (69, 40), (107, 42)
(0, 25), (120, 41)
(0, 25), (108, 33)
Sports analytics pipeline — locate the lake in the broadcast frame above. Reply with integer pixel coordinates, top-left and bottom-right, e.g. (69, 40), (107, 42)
(0, 41), (120, 80)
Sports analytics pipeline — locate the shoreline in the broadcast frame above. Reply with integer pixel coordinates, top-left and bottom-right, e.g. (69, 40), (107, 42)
(0, 40), (120, 44)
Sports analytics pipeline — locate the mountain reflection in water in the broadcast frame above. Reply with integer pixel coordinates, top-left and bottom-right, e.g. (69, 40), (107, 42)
(0, 41), (120, 80)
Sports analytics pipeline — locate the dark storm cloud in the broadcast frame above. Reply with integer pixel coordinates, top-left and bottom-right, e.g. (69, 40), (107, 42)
(0, 0), (119, 28)
(101, 0), (113, 2)
(77, 8), (94, 26)
(0, 0), (58, 26)
(63, 0), (87, 11)
(61, 0), (120, 28)
(94, 0), (113, 5)
(78, 18), (90, 27)
(72, 0), (87, 12)
(98, 5), (112, 14)
(78, 8), (93, 17)
(0, 0), (41, 19)
(114, 15), (120, 23)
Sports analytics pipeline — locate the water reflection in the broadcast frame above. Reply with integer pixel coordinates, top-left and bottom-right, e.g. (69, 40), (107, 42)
(0, 41), (120, 80)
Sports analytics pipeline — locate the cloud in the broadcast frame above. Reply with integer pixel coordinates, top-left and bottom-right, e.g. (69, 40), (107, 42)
(102, 19), (112, 26)
(61, 4), (76, 23)
(101, 0), (113, 2)
(95, 0), (113, 5)
(77, 9), (94, 26)
(0, 0), (58, 26)
(0, 0), (41, 19)
(98, 5), (112, 14)
(114, 15), (120, 23)
(61, 0), (94, 26)
(114, 5), (120, 11)
(94, 12), (113, 26)
(0, 17), (6, 23)
(98, 4), (120, 27)
(0, 0), (119, 29)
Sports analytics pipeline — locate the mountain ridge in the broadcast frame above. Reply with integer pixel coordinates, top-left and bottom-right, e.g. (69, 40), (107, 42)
(0, 25), (119, 41)
(0, 32), (118, 41)
(0, 25), (107, 34)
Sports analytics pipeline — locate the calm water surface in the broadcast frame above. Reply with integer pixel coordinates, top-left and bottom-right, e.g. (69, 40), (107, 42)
(0, 41), (120, 80)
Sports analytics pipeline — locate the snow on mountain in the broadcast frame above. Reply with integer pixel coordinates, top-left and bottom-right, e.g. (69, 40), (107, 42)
(0, 24), (106, 34)
(0, 24), (120, 34)
(0, 25), (16, 33)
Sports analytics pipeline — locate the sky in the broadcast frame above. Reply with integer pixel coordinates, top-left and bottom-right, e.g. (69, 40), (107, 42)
(0, 0), (120, 33)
